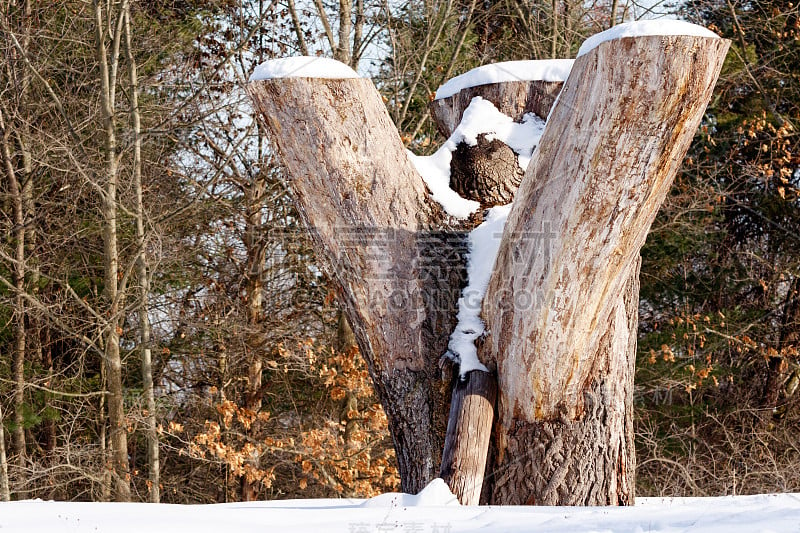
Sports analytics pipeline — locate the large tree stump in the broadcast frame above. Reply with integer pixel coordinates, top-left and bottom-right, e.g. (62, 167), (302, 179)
(248, 30), (728, 506)
(481, 35), (729, 505)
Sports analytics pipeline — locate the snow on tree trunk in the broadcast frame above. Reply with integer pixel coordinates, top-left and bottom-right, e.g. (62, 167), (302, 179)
(248, 32), (728, 505)
(431, 80), (559, 503)
(247, 78), (464, 493)
(429, 80), (562, 139)
(480, 35), (729, 505)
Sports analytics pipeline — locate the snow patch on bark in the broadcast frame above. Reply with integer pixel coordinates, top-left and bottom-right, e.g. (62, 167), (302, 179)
(449, 204), (512, 375)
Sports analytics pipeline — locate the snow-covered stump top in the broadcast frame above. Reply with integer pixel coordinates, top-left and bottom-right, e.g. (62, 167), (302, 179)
(577, 20), (720, 57)
(434, 59), (574, 100)
(249, 56), (360, 80)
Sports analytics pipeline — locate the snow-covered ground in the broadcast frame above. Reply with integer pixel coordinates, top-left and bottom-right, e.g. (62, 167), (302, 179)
(2, 487), (800, 532)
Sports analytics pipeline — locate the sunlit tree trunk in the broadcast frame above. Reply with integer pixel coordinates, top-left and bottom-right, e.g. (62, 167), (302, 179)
(94, 0), (130, 502)
(481, 36), (728, 504)
(124, 5), (159, 503)
(249, 34), (729, 504)
(0, 402), (9, 501)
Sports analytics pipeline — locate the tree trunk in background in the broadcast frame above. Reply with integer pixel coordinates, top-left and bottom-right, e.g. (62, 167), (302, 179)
(240, 161), (267, 502)
(124, 6), (159, 503)
(0, 107), (27, 468)
(337, 310), (362, 484)
(765, 277), (800, 411)
(429, 80), (562, 139)
(0, 402), (10, 501)
(1, 0), (34, 473)
(481, 35), (728, 505)
(94, 0), (130, 502)
(249, 78), (464, 492)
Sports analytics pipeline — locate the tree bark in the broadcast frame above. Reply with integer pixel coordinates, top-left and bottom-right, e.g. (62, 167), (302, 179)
(94, 0), (130, 502)
(248, 77), (463, 493)
(481, 35), (729, 505)
(0, 402), (9, 501)
(240, 155), (267, 502)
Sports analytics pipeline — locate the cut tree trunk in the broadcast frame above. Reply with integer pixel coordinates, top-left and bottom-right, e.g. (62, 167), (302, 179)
(427, 59), (641, 506)
(480, 35), (729, 505)
(248, 78), (464, 493)
(429, 80), (562, 139)
(248, 33), (728, 505)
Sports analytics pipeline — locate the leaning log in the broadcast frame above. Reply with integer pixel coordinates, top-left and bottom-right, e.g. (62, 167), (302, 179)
(438, 370), (496, 505)
(481, 35), (729, 505)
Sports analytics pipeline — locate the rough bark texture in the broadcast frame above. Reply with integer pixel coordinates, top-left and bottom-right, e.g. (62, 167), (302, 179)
(489, 259), (639, 504)
(450, 135), (524, 207)
(481, 36), (729, 505)
(241, 165), (267, 502)
(248, 78), (464, 492)
(439, 370), (497, 505)
(430, 80), (563, 139)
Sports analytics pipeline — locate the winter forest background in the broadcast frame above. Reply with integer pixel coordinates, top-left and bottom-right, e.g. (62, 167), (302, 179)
(0, 0), (799, 503)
